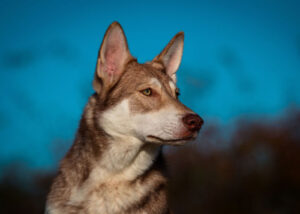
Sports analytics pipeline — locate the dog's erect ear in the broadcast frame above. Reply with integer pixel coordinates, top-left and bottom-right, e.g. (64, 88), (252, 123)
(93, 22), (133, 94)
(153, 32), (184, 82)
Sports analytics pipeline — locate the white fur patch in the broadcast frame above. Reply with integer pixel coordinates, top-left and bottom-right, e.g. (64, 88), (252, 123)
(98, 99), (160, 177)
(100, 99), (135, 140)
(150, 77), (162, 88)
(169, 80), (176, 92)
(132, 105), (185, 142)
(68, 99), (161, 213)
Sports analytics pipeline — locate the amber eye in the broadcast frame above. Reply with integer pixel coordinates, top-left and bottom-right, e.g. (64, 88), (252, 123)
(175, 88), (180, 97)
(141, 88), (152, 96)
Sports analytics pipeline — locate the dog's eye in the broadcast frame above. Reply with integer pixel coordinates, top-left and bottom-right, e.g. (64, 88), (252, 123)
(141, 88), (152, 96)
(175, 88), (180, 97)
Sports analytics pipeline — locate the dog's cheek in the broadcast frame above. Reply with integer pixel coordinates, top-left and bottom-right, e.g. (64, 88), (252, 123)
(100, 99), (135, 136)
(131, 113), (160, 139)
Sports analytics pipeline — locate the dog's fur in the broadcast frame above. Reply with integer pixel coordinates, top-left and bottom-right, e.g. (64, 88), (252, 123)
(46, 22), (203, 214)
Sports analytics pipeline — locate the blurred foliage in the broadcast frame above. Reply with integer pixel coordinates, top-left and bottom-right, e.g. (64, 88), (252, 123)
(0, 110), (300, 214)
(0, 164), (53, 214)
(167, 110), (300, 214)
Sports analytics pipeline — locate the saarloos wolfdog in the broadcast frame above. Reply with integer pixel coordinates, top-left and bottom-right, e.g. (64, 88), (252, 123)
(46, 22), (203, 214)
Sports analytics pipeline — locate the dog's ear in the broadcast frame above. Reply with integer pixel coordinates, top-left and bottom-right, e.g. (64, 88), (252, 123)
(153, 32), (184, 82)
(93, 22), (133, 94)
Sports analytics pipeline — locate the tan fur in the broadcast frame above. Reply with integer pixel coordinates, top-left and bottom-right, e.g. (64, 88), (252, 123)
(46, 22), (202, 214)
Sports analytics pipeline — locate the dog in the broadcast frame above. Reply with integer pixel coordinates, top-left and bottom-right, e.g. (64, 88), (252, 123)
(46, 22), (203, 214)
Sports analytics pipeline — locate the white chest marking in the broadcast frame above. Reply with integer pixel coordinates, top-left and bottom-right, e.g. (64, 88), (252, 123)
(68, 99), (160, 213)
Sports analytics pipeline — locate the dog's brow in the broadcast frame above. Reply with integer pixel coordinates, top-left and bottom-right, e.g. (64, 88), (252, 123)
(150, 78), (162, 87)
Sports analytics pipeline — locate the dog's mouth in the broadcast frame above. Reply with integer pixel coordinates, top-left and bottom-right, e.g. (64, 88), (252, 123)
(146, 134), (197, 146)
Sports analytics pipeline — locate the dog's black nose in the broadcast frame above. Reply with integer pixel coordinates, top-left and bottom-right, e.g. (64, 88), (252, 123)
(182, 114), (204, 131)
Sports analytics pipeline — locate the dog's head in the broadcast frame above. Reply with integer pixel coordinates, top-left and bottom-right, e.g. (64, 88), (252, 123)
(92, 22), (203, 145)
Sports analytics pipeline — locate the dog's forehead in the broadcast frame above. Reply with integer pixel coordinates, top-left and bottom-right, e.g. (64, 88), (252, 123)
(124, 61), (173, 88)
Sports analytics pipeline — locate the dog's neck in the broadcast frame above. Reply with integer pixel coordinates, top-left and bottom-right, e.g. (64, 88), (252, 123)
(71, 97), (161, 185)
(63, 114), (163, 207)
(96, 135), (161, 182)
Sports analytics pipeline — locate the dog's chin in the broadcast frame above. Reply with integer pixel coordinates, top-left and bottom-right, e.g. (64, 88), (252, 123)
(146, 133), (197, 146)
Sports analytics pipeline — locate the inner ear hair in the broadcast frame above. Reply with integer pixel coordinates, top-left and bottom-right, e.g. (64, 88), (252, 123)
(153, 32), (184, 82)
(93, 22), (133, 94)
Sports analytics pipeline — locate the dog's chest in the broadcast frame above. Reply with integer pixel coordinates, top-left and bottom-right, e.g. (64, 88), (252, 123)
(84, 180), (149, 213)
(68, 147), (168, 214)
(71, 171), (167, 214)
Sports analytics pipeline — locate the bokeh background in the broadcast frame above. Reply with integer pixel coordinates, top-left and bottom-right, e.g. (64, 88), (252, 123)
(0, 0), (300, 213)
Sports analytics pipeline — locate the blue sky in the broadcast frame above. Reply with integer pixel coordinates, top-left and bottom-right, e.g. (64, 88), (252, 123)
(0, 0), (299, 170)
